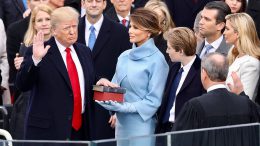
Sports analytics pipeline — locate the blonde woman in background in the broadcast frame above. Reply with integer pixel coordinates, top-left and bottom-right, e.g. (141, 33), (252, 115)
(145, 0), (175, 62)
(14, 4), (53, 70)
(224, 13), (260, 100)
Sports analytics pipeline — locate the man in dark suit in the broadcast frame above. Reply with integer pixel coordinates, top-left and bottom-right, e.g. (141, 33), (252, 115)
(246, 0), (260, 38)
(16, 7), (95, 140)
(173, 52), (260, 130)
(156, 27), (205, 133)
(105, 0), (134, 28)
(164, 0), (214, 29)
(78, 0), (131, 140)
(197, 1), (232, 58)
(0, 0), (26, 29)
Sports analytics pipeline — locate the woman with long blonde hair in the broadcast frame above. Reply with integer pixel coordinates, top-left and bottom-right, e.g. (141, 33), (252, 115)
(224, 13), (260, 100)
(14, 4), (53, 70)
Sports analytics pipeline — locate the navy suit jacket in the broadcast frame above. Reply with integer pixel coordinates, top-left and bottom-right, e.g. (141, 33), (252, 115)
(77, 16), (131, 140)
(16, 37), (95, 140)
(156, 56), (205, 132)
(165, 0), (214, 28)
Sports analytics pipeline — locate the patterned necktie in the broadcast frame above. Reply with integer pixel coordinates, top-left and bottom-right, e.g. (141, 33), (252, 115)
(65, 48), (82, 131)
(200, 44), (213, 58)
(122, 19), (127, 27)
(88, 25), (96, 50)
(162, 67), (184, 123)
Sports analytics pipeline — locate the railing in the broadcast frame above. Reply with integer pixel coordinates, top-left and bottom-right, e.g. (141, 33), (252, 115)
(0, 123), (259, 146)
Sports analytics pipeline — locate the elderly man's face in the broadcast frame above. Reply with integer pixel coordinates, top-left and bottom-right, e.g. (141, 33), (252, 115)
(111, 0), (133, 13)
(52, 19), (78, 47)
(48, 0), (64, 8)
(29, 0), (49, 10)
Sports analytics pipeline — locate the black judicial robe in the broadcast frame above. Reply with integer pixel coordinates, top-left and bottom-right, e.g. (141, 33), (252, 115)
(172, 88), (260, 146)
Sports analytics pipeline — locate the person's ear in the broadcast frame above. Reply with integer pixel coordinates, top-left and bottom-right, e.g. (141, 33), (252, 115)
(217, 22), (225, 31)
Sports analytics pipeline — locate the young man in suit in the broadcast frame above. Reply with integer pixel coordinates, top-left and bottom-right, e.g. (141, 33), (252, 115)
(16, 7), (95, 140)
(197, 1), (232, 58)
(78, 0), (131, 140)
(105, 0), (134, 28)
(156, 27), (205, 133)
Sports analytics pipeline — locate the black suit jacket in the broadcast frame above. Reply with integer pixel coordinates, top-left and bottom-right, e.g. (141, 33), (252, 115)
(7, 16), (30, 88)
(77, 16), (131, 140)
(0, 0), (25, 29)
(247, 0), (260, 38)
(16, 37), (95, 140)
(156, 56), (205, 132)
(164, 0), (214, 28)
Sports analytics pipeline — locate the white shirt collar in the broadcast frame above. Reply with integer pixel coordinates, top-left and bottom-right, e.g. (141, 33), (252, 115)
(54, 38), (75, 53)
(85, 14), (104, 34)
(205, 35), (224, 49)
(181, 55), (197, 72)
(117, 12), (130, 22)
(207, 84), (227, 92)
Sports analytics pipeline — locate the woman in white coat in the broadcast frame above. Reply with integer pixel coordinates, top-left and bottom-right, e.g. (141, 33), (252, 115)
(224, 13), (260, 100)
(96, 8), (169, 146)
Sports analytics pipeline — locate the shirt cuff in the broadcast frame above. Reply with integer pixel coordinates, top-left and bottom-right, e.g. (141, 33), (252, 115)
(32, 56), (42, 66)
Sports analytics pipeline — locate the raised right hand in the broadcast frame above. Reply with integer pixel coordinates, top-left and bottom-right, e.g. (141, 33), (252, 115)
(32, 31), (50, 61)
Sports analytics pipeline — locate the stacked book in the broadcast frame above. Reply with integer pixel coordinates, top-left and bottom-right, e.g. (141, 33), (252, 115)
(93, 85), (126, 102)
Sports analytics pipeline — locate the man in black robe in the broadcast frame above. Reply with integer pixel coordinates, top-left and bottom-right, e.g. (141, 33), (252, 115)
(172, 52), (260, 146)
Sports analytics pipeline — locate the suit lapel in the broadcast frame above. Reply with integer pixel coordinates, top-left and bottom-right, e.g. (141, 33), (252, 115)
(78, 17), (87, 45)
(12, 0), (25, 13)
(47, 38), (72, 89)
(163, 63), (181, 102)
(73, 44), (91, 95)
(92, 17), (111, 59)
(178, 56), (201, 93)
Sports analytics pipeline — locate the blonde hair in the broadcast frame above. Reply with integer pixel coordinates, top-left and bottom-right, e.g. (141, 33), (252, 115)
(145, 0), (175, 33)
(23, 4), (53, 47)
(226, 13), (260, 65)
(164, 27), (197, 56)
(51, 6), (79, 29)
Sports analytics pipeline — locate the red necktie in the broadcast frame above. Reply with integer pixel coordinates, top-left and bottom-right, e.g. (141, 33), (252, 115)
(122, 19), (127, 27)
(65, 48), (82, 131)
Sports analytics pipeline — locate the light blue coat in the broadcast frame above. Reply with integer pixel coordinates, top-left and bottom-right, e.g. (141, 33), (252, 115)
(111, 39), (169, 146)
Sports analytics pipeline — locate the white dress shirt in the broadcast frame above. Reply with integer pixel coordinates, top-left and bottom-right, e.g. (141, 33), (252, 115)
(200, 35), (224, 58)
(85, 15), (104, 47)
(117, 12), (130, 26)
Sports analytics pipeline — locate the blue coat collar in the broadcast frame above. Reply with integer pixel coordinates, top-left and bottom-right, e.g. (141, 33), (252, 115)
(129, 39), (158, 60)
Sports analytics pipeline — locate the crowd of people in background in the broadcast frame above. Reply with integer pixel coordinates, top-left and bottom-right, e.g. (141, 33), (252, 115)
(0, 0), (260, 146)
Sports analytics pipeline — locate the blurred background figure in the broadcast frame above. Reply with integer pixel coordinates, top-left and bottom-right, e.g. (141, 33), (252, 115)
(145, 0), (175, 62)
(246, 0), (260, 38)
(193, 11), (204, 53)
(224, 13), (260, 100)
(0, 18), (10, 104)
(0, 0), (27, 29)
(97, 8), (169, 146)
(222, 0), (246, 13)
(105, 0), (134, 28)
(164, 0), (215, 29)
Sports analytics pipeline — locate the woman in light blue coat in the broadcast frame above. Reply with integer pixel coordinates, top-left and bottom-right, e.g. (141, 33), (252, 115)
(96, 8), (169, 146)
